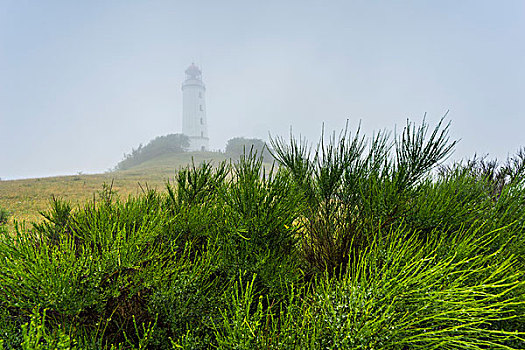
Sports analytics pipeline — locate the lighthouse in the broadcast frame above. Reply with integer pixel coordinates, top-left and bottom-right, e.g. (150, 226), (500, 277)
(182, 63), (209, 151)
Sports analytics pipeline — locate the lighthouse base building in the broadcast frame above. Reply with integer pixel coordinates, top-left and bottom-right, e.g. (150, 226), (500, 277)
(182, 63), (209, 152)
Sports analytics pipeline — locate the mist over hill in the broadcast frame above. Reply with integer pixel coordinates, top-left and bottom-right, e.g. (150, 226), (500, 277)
(115, 134), (273, 171)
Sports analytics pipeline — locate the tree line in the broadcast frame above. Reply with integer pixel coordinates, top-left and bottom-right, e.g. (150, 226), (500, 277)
(115, 134), (272, 170)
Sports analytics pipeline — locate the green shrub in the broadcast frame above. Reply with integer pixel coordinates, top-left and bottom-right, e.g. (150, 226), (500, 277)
(270, 118), (456, 275)
(0, 189), (170, 346)
(213, 226), (525, 349)
(0, 306), (25, 349)
(0, 207), (10, 226)
(19, 309), (76, 350)
(1, 120), (524, 349)
(217, 151), (302, 299)
(148, 244), (224, 349)
(225, 137), (273, 161)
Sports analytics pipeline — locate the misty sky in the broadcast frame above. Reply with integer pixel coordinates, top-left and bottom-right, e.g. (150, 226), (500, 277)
(1, 1), (524, 180)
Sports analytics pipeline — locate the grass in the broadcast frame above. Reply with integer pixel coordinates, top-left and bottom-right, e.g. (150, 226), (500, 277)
(0, 151), (230, 226)
(0, 120), (524, 349)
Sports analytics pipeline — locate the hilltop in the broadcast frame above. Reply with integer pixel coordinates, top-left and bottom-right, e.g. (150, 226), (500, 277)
(0, 134), (274, 226)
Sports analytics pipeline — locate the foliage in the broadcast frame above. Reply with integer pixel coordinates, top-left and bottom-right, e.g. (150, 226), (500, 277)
(225, 137), (273, 161)
(0, 207), (9, 226)
(20, 309), (76, 350)
(115, 134), (190, 170)
(0, 119), (524, 349)
(440, 148), (525, 199)
(270, 118), (457, 275)
(213, 227), (525, 349)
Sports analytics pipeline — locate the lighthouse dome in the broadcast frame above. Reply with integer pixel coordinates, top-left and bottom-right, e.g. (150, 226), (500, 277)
(185, 63), (201, 79)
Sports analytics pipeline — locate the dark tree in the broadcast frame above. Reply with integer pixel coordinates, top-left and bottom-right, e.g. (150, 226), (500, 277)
(225, 137), (273, 160)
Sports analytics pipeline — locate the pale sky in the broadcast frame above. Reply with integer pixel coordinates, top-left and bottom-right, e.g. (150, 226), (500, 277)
(1, 1), (524, 179)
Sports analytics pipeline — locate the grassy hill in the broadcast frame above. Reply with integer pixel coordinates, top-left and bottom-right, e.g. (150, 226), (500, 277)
(0, 151), (231, 226)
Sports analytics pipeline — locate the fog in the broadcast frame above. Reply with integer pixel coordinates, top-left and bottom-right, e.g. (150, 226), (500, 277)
(1, 1), (524, 180)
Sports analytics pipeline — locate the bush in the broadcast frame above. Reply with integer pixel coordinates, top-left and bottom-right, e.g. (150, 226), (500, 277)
(225, 137), (273, 161)
(214, 226), (525, 349)
(0, 188), (170, 346)
(115, 134), (190, 170)
(0, 207), (10, 226)
(270, 118), (457, 275)
(1, 120), (524, 349)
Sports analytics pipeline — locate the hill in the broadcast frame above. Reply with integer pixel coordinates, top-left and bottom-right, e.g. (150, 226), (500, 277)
(0, 151), (232, 226)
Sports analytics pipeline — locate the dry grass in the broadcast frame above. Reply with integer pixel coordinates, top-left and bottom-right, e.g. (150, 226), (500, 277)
(0, 151), (230, 228)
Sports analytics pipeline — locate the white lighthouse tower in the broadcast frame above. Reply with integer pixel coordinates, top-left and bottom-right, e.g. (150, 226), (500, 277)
(182, 63), (209, 151)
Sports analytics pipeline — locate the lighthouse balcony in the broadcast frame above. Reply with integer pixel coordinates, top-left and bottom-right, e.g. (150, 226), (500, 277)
(182, 80), (205, 88)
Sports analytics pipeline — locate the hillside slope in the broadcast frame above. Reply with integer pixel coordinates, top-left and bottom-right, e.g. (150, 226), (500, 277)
(0, 151), (233, 225)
